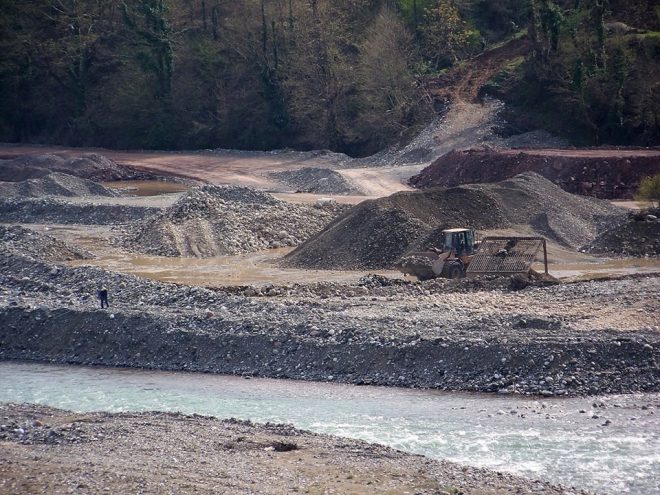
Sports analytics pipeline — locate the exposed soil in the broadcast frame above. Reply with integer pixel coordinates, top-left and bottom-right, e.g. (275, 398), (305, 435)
(0, 403), (589, 495)
(284, 173), (624, 270)
(409, 148), (660, 199)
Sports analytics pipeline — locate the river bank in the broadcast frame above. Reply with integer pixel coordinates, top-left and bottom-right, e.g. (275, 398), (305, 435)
(1, 242), (658, 396)
(0, 402), (593, 495)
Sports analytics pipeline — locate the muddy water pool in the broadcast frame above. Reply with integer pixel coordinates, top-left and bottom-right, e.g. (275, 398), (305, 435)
(1, 362), (658, 494)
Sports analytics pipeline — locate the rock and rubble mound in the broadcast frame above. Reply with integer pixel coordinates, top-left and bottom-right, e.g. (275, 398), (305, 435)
(122, 185), (348, 257)
(0, 197), (161, 225)
(583, 207), (660, 257)
(0, 225), (91, 261)
(268, 167), (362, 195)
(0, 172), (119, 198)
(409, 148), (660, 199)
(284, 172), (624, 270)
(0, 153), (156, 182)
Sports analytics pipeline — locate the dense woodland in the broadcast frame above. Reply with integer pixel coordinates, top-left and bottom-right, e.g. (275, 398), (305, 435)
(0, 0), (658, 154)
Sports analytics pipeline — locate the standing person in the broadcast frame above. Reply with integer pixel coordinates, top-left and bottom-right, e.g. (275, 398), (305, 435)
(98, 286), (109, 309)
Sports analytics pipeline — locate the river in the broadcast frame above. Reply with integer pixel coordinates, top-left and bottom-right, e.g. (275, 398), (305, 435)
(1, 361), (658, 494)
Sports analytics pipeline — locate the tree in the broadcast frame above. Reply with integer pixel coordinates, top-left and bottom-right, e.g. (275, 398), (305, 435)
(356, 7), (430, 152)
(635, 174), (660, 207)
(420, 0), (473, 68)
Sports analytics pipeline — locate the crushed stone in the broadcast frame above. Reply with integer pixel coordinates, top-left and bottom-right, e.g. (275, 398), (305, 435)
(0, 172), (119, 198)
(268, 167), (362, 195)
(285, 172), (624, 270)
(121, 185), (349, 257)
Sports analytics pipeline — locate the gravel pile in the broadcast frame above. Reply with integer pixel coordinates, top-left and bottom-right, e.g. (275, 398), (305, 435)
(0, 153), (152, 182)
(0, 172), (119, 198)
(122, 185), (348, 257)
(0, 225), (92, 261)
(1, 248), (658, 397)
(469, 172), (625, 248)
(0, 198), (160, 225)
(285, 173), (624, 270)
(268, 167), (361, 195)
(583, 208), (660, 257)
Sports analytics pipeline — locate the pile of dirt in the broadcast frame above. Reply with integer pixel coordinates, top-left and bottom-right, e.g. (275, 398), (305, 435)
(0, 153), (156, 182)
(123, 185), (348, 257)
(583, 208), (660, 257)
(268, 167), (361, 195)
(0, 225), (91, 261)
(284, 173), (624, 270)
(408, 148), (660, 199)
(0, 172), (119, 198)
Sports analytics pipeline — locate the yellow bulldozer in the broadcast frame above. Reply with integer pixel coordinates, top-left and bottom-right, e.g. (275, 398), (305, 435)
(396, 228), (549, 280)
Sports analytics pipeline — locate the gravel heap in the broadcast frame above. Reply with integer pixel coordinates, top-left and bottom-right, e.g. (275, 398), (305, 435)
(0, 153), (150, 182)
(285, 172), (624, 270)
(122, 185), (348, 257)
(499, 130), (569, 149)
(0, 172), (119, 198)
(0, 225), (92, 261)
(268, 167), (362, 195)
(0, 197), (160, 225)
(409, 149), (660, 200)
(583, 207), (660, 257)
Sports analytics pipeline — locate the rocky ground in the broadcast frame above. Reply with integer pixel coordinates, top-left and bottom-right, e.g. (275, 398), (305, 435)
(0, 403), (590, 495)
(0, 152), (162, 182)
(0, 172), (119, 198)
(583, 207), (660, 257)
(0, 233), (657, 396)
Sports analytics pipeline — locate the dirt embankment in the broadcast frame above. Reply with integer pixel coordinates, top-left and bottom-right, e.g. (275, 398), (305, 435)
(409, 149), (660, 199)
(284, 173), (624, 270)
(0, 404), (587, 495)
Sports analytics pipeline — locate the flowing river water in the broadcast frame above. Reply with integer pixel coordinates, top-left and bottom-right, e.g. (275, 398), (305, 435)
(1, 362), (658, 494)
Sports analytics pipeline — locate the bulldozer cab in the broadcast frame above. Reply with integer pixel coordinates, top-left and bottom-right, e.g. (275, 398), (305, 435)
(442, 228), (476, 256)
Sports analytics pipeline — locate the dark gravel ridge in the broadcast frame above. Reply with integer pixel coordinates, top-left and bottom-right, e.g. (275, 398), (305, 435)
(0, 198), (160, 225)
(1, 250), (658, 397)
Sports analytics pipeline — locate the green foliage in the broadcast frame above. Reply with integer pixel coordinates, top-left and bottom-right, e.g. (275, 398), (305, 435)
(492, 0), (660, 146)
(0, 0), (432, 154)
(635, 175), (660, 206)
(419, 0), (476, 69)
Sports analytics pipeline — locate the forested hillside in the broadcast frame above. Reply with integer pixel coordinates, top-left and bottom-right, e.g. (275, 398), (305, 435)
(0, 0), (658, 154)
